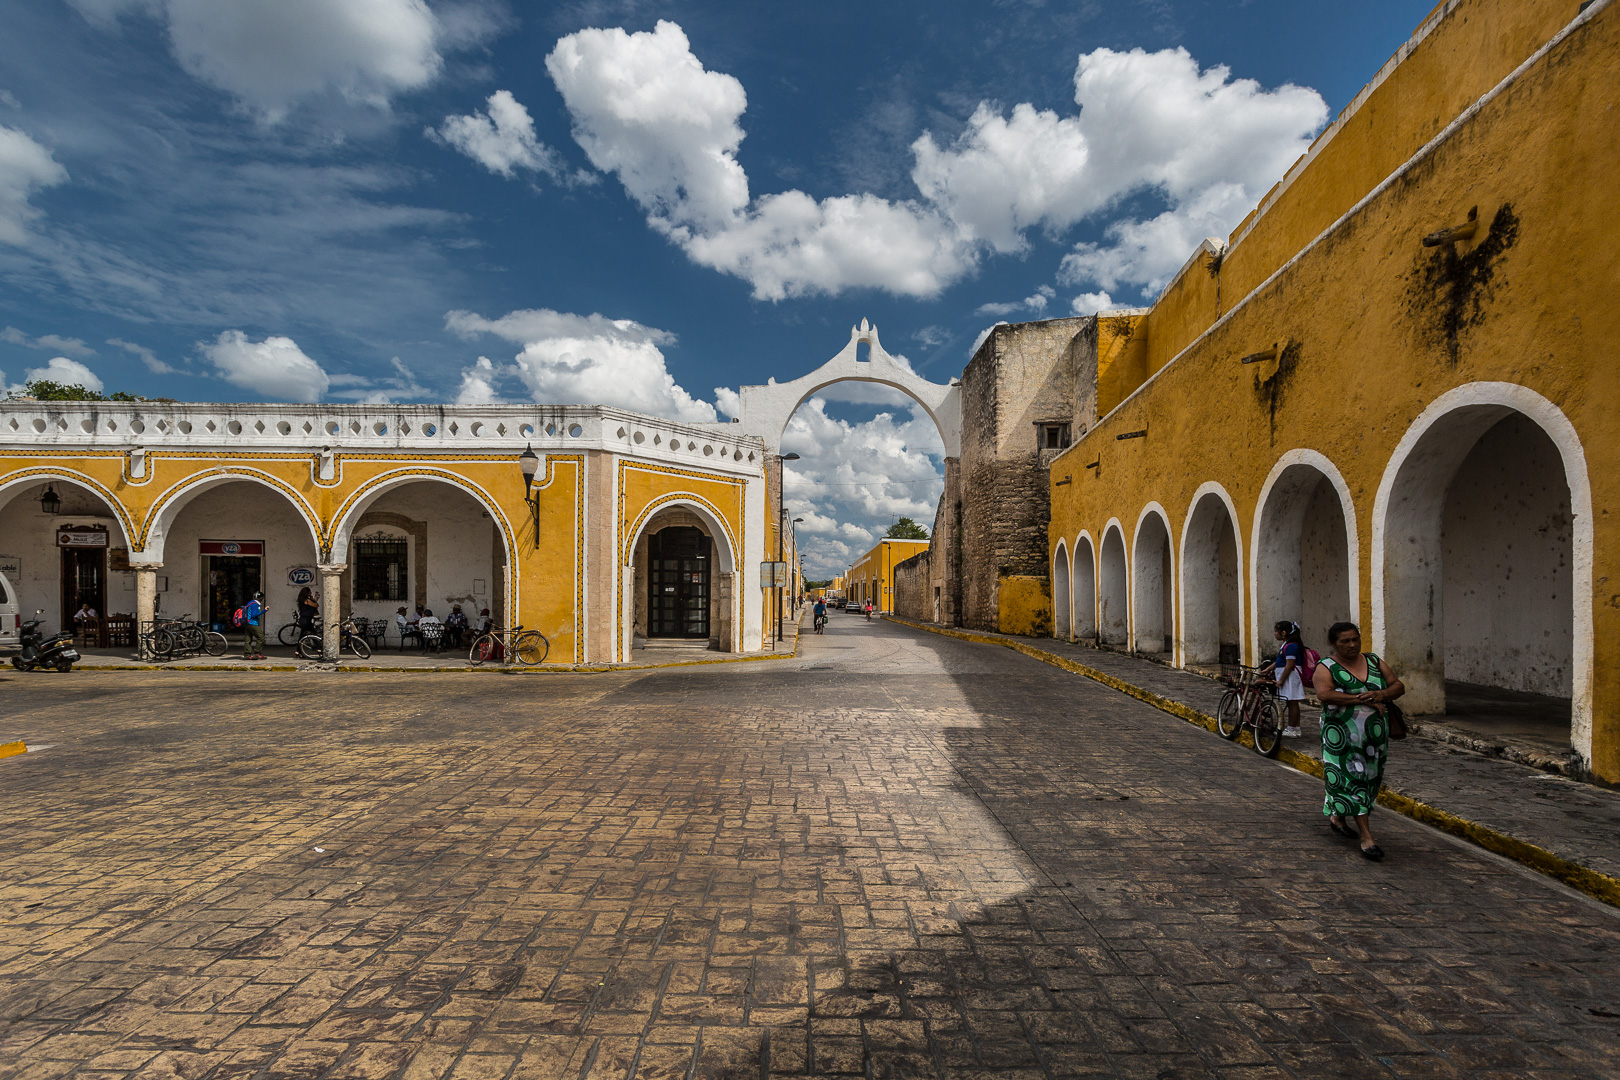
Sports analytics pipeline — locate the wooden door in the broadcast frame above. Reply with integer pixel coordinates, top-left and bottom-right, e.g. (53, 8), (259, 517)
(648, 527), (711, 639)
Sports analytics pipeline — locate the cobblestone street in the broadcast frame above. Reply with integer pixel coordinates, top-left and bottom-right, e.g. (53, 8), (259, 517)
(2, 617), (1618, 1079)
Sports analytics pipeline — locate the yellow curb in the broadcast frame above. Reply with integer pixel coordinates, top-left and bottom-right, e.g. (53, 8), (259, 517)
(886, 615), (1620, 910)
(0, 740), (25, 759)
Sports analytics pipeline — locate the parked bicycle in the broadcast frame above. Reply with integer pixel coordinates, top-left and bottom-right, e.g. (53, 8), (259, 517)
(296, 615), (371, 661)
(140, 615), (227, 660)
(468, 624), (549, 665)
(279, 616), (321, 646)
(1216, 664), (1284, 757)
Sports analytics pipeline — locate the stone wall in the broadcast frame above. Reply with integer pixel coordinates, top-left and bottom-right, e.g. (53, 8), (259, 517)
(892, 550), (932, 622)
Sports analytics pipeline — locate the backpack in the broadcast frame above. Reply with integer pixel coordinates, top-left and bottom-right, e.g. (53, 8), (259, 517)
(232, 607), (245, 628)
(1301, 646), (1320, 681)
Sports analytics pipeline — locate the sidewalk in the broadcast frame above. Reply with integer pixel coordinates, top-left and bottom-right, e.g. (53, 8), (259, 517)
(887, 616), (1620, 907)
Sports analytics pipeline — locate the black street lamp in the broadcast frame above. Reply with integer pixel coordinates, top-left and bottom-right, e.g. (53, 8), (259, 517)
(776, 453), (800, 643)
(39, 485), (60, 516)
(519, 444), (540, 548)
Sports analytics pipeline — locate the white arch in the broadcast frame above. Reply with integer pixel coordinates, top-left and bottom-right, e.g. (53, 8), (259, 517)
(1178, 482), (1245, 668)
(0, 468), (137, 550)
(1098, 519), (1128, 647)
(1131, 503), (1173, 655)
(1372, 382), (1593, 760)
(1072, 530), (1098, 641)
(1052, 538), (1072, 642)
(735, 320), (962, 457)
(619, 493), (742, 662)
(1250, 449), (1359, 661)
(141, 469), (323, 564)
(329, 468), (516, 564)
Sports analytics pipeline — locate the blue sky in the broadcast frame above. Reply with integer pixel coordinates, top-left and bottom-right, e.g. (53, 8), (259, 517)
(0, 0), (1433, 575)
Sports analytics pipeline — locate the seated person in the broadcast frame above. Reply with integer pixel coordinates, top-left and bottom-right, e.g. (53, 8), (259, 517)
(417, 609), (445, 650)
(445, 604), (469, 646)
(396, 605), (422, 649)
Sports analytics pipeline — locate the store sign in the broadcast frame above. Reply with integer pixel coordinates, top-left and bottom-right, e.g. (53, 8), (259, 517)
(199, 540), (264, 556)
(288, 567), (315, 586)
(57, 529), (108, 547)
(0, 555), (19, 577)
(759, 561), (787, 587)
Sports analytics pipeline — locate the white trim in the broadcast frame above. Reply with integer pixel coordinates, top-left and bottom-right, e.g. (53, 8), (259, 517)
(1051, 537), (1072, 642)
(1370, 382), (1593, 762)
(1073, 529), (1098, 640)
(1250, 449), (1360, 663)
(1177, 482), (1245, 669)
(143, 469), (323, 565)
(1130, 503), (1173, 656)
(620, 495), (742, 663)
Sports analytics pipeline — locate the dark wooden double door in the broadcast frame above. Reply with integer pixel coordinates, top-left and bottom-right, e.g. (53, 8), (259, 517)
(648, 527), (710, 639)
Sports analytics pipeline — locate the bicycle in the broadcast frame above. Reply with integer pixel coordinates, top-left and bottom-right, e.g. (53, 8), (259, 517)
(468, 624), (549, 666)
(813, 612), (827, 634)
(141, 615), (227, 660)
(1216, 665), (1283, 757)
(297, 615), (371, 661)
(279, 617), (321, 646)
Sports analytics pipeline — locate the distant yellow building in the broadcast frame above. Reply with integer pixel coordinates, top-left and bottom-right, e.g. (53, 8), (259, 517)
(1047, 0), (1619, 780)
(847, 538), (930, 612)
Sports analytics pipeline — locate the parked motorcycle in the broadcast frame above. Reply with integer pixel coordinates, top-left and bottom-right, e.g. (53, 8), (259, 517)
(11, 610), (81, 672)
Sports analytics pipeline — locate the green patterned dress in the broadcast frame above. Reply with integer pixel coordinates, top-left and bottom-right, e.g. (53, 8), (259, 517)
(1318, 654), (1391, 818)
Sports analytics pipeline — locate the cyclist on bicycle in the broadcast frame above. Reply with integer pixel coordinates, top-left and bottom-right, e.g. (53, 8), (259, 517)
(813, 597), (827, 633)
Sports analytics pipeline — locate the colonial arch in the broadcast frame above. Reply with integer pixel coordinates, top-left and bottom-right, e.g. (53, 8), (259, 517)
(1252, 450), (1358, 661)
(1073, 532), (1097, 642)
(142, 469), (323, 563)
(1179, 484), (1243, 668)
(1052, 539), (1072, 641)
(734, 320), (962, 456)
(1131, 504), (1173, 657)
(0, 471), (136, 635)
(1098, 521), (1129, 647)
(620, 494), (741, 662)
(1372, 383), (1591, 760)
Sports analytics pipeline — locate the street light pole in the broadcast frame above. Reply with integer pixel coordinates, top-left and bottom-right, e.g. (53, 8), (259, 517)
(777, 453), (799, 643)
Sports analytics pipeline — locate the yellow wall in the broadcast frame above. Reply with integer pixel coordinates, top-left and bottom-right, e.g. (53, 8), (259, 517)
(847, 538), (930, 611)
(1047, 2), (1620, 778)
(997, 575), (1051, 638)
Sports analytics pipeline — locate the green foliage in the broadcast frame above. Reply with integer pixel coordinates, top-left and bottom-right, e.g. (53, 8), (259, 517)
(804, 579), (834, 589)
(8, 380), (168, 403)
(885, 517), (929, 540)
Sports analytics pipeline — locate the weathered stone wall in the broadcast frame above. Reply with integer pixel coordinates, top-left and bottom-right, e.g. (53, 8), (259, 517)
(892, 550), (932, 622)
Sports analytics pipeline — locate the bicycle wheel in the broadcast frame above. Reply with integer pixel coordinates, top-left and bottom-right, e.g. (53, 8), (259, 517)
(345, 635), (371, 660)
(278, 622), (302, 646)
(179, 627), (205, 654)
(297, 633), (324, 660)
(468, 633), (499, 665)
(146, 628), (175, 659)
(203, 631), (228, 656)
(1215, 690), (1244, 740)
(1252, 698), (1283, 757)
(516, 631), (549, 665)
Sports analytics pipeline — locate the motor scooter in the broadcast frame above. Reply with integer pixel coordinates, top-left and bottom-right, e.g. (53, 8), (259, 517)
(11, 610), (80, 672)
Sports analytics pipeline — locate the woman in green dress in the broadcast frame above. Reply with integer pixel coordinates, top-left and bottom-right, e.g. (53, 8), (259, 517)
(1310, 621), (1405, 860)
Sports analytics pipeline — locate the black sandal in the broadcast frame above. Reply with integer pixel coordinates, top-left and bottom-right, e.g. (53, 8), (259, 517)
(1360, 843), (1385, 861)
(1329, 816), (1358, 840)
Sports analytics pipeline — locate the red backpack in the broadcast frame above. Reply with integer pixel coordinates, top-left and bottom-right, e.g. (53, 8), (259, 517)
(232, 607), (245, 628)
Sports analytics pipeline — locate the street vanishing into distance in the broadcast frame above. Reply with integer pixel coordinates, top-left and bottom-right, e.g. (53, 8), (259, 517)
(2, 617), (1617, 1079)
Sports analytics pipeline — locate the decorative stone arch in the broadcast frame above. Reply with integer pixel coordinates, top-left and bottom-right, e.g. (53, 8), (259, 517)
(141, 468), (323, 564)
(0, 467), (137, 550)
(734, 320), (962, 456)
(619, 493), (741, 662)
(1131, 503), (1174, 656)
(1052, 538), (1072, 642)
(1072, 530), (1098, 641)
(1251, 449), (1359, 661)
(1371, 382), (1593, 760)
(1098, 519), (1129, 647)
(1179, 482), (1245, 668)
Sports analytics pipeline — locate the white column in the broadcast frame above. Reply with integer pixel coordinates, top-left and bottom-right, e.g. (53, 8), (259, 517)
(320, 565), (345, 661)
(136, 567), (161, 659)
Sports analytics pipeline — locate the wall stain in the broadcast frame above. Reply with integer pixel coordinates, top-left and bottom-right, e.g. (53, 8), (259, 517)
(1407, 203), (1521, 364)
(1253, 339), (1302, 443)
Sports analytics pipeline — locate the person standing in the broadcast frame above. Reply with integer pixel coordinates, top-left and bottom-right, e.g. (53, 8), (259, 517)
(1262, 620), (1308, 738)
(296, 585), (319, 638)
(243, 591), (266, 660)
(1312, 621), (1405, 860)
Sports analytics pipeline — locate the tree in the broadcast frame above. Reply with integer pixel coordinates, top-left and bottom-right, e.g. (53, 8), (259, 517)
(885, 517), (929, 540)
(8, 381), (164, 402)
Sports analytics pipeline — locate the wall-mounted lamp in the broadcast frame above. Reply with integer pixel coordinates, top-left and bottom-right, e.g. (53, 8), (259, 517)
(1240, 345), (1280, 365)
(1422, 206), (1478, 247)
(519, 444), (540, 548)
(39, 484), (60, 515)
(1116, 429), (1148, 441)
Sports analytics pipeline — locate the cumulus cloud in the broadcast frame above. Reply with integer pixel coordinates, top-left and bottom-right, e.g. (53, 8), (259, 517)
(454, 356), (502, 404)
(431, 90), (563, 179)
(2, 326), (95, 358)
(70, 0), (452, 119)
(975, 285), (1054, 318)
(1070, 291), (1127, 315)
(0, 125), (69, 246)
(201, 330), (330, 401)
(447, 306), (718, 422)
(22, 356), (104, 392)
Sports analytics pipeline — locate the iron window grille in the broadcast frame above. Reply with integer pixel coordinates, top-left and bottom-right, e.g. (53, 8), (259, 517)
(354, 538), (408, 601)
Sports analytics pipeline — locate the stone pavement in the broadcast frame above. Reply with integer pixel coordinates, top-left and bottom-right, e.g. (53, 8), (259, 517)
(883, 618), (1620, 893)
(2, 616), (1619, 1080)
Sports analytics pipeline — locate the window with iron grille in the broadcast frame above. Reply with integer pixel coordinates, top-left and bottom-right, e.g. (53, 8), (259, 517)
(354, 538), (408, 601)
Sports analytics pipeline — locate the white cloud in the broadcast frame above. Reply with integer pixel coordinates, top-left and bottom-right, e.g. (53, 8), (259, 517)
(969, 322), (1008, 359)
(975, 284), (1054, 318)
(455, 355), (502, 404)
(71, 0), (447, 119)
(447, 306), (717, 422)
(201, 330), (330, 401)
(23, 356), (104, 392)
(2, 326), (95, 358)
(0, 125), (69, 246)
(107, 337), (177, 374)
(431, 91), (563, 179)
(1070, 291), (1125, 315)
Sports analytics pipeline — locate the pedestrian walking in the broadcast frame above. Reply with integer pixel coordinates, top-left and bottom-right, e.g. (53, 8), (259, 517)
(1312, 621), (1405, 860)
(296, 585), (318, 637)
(1262, 620), (1310, 738)
(243, 591), (266, 659)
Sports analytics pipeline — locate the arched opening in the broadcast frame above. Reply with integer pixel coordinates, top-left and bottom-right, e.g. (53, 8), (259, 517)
(1073, 534), (1097, 641)
(625, 499), (739, 662)
(1377, 393), (1586, 755)
(1181, 489), (1241, 668)
(1052, 542), (1071, 641)
(333, 479), (510, 651)
(1254, 455), (1356, 659)
(0, 476), (135, 647)
(1098, 524), (1128, 647)
(1131, 509), (1173, 657)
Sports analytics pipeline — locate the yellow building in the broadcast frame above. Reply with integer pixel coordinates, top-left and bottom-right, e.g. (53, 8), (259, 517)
(0, 404), (776, 663)
(847, 538), (930, 612)
(1047, 0), (1619, 779)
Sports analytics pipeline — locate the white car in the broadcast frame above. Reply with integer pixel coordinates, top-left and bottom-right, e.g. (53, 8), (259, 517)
(0, 571), (18, 654)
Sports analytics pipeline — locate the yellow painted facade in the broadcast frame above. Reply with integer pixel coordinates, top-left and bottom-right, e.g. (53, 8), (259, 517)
(847, 538), (930, 612)
(1049, 0), (1620, 778)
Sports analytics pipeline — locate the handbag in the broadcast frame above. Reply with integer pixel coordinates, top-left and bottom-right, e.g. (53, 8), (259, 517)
(1385, 699), (1408, 740)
